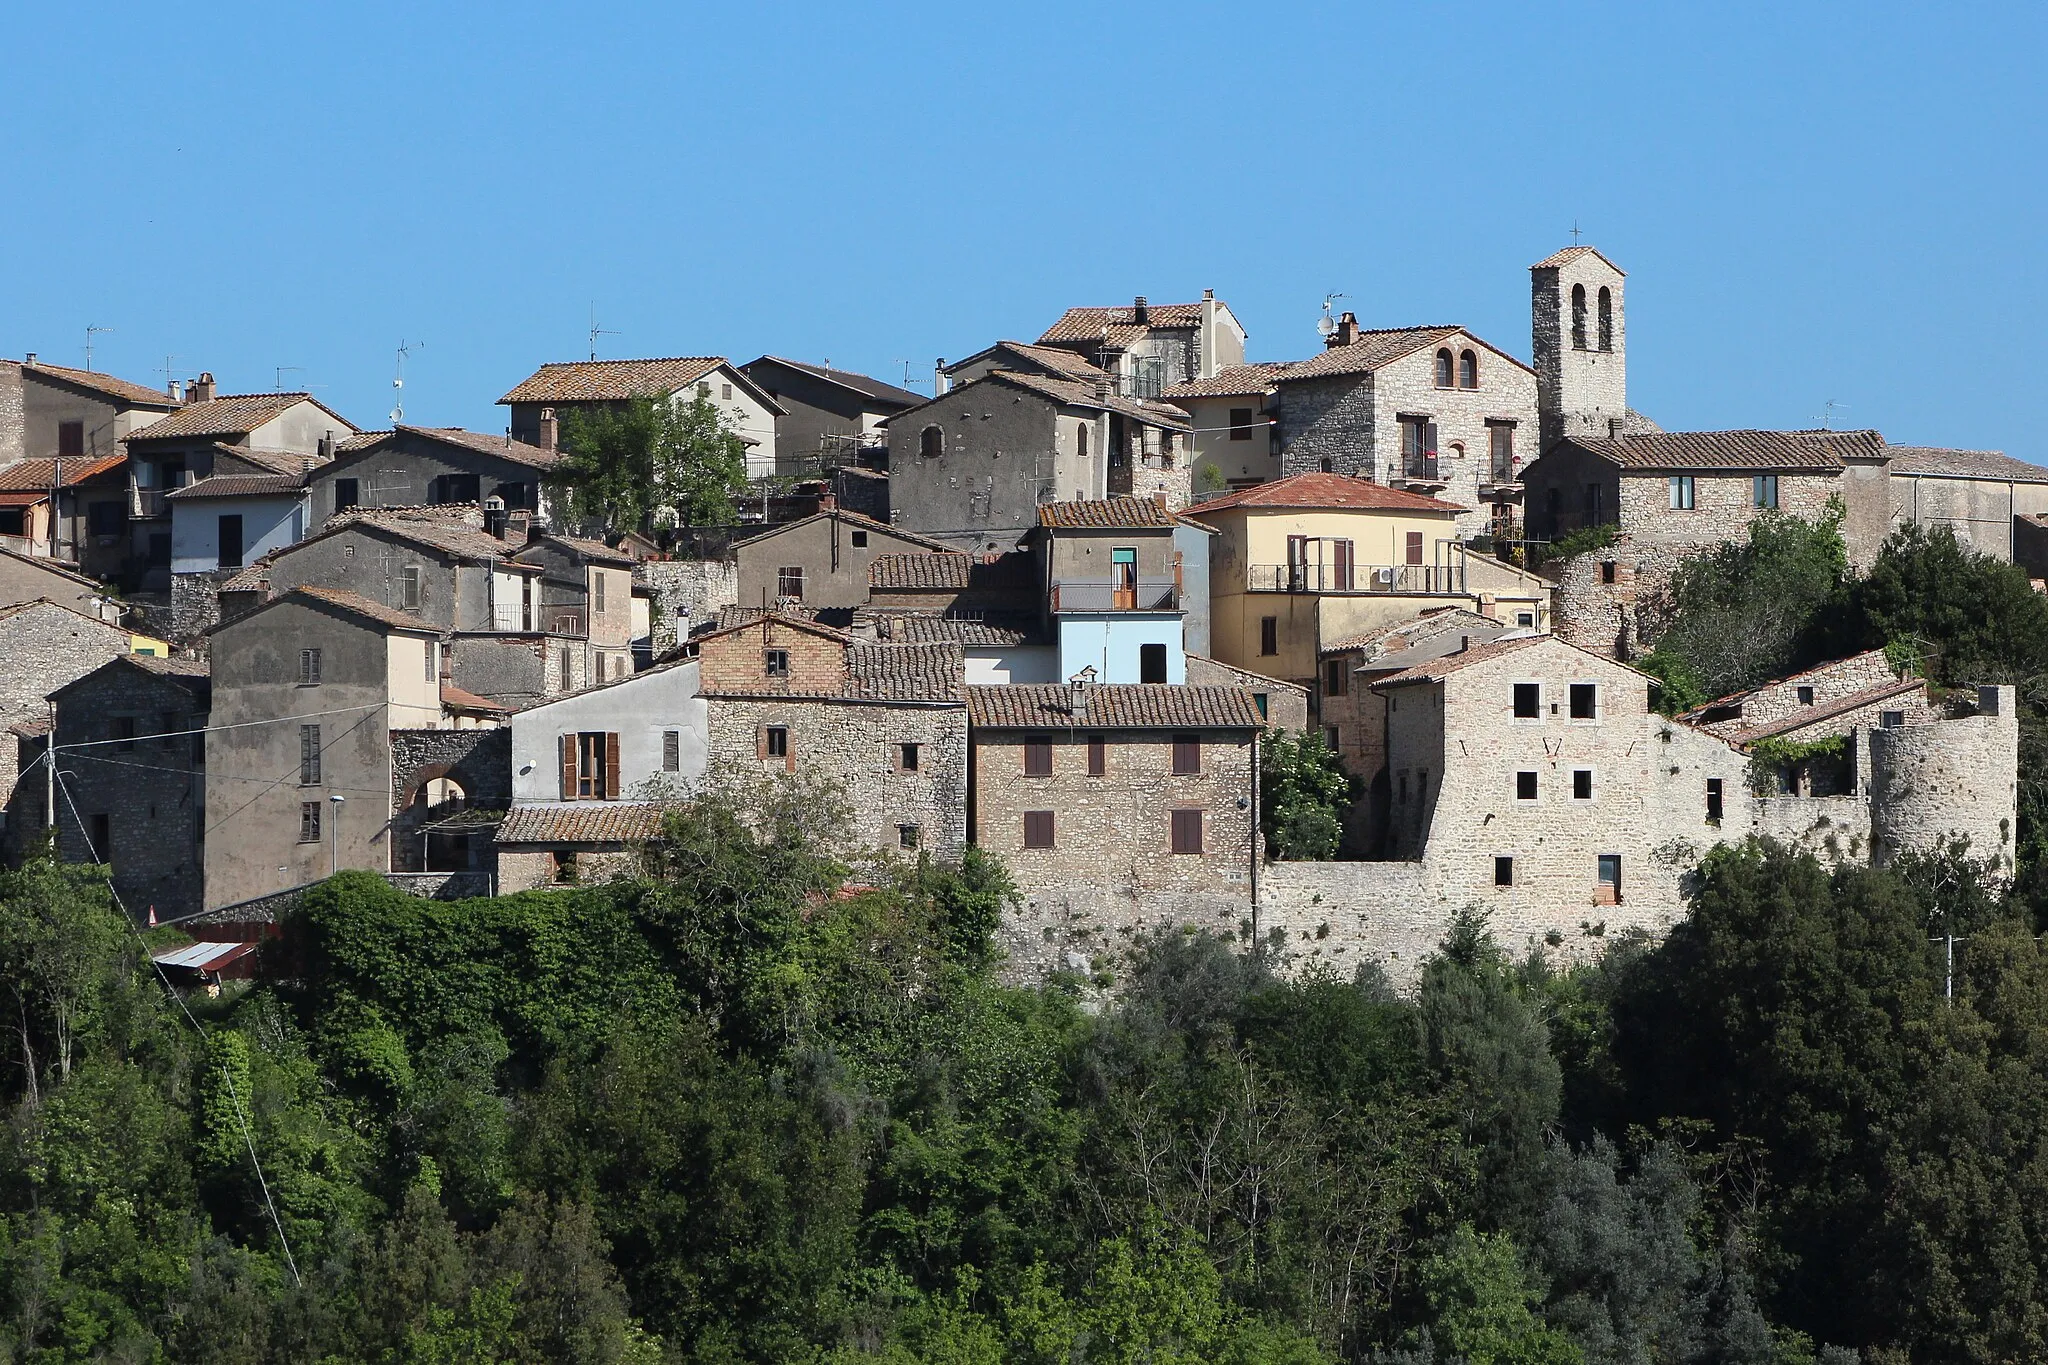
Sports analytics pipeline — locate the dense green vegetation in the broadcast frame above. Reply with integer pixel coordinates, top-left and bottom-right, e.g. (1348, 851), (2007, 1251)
(547, 393), (752, 534)
(2, 772), (2043, 1362)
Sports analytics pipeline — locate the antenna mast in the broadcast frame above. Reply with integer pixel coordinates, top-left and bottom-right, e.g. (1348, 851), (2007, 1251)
(391, 339), (423, 424)
(84, 324), (114, 372)
(588, 303), (619, 361)
(274, 365), (305, 393)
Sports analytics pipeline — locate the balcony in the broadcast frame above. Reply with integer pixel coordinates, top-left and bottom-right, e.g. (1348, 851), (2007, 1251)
(1051, 578), (1180, 612)
(491, 604), (533, 633)
(130, 485), (167, 519)
(1480, 458), (1524, 496)
(1247, 562), (1464, 595)
(1391, 454), (1448, 493)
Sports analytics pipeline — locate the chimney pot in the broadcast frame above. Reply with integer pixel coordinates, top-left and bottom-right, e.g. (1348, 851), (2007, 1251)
(1094, 376), (1113, 402)
(1133, 295), (1149, 325)
(1202, 288), (1214, 301)
(24, 353), (35, 365)
(192, 373), (216, 402)
(934, 358), (947, 396)
(538, 407), (559, 452)
(817, 491), (836, 511)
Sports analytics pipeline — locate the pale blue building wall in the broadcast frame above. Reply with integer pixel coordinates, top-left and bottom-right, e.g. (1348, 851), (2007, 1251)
(1055, 612), (1185, 684)
(170, 495), (307, 573)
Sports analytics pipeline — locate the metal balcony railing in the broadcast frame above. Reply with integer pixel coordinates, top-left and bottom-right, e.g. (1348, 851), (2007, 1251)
(491, 604), (531, 633)
(1399, 454), (1443, 482)
(1247, 562), (1464, 595)
(131, 486), (167, 518)
(1051, 578), (1180, 612)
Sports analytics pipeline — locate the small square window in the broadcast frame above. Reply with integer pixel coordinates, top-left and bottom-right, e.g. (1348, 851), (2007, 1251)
(1573, 769), (1593, 800)
(1753, 474), (1779, 509)
(298, 801), (321, 843)
(1170, 808), (1204, 855)
(1171, 734), (1201, 776)
(899, 742), (920, 772)
(1880, 710), (1904, 729)
(1796, 686), (1815, 705)
(1516, 771), (1538, 801)
(553, 849), (579, 884)
(1516, 613), (1535, 628)
(764, 726), (789, 758)
(898, 824), (921, 850)
(1325, 725), (1341, 751)
(1600, 560), (1617, 584)
(851, 530), (868, 547)
(1494, 855), (1514, 887)
(765, 649), (790, 677)
(299, 648), (322, 685)
(1023, 810), (1055, 849)
(721, 383), (733, 401)
(1513, 683), (1540, 719)
(776, 566), (804, 600)
(1598, 854), (1622, 892)
(1569, 683), (1597, 720)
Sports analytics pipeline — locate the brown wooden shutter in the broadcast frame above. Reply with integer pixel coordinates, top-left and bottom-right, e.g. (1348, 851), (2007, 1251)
(1024, 811), (1055, 849)
(1087, 735), (1106, 777)
(1172, 735), (1201, 775)
(604, 732), (621, 800)
(1171, 808), (1203, 854)
(1024, 735), (1053, 776)
(559, 734), (576, 800)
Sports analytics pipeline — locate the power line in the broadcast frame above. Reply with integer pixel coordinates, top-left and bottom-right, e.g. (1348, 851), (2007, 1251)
(52, 701), (385, 752)
(46, 755), (302, 1285)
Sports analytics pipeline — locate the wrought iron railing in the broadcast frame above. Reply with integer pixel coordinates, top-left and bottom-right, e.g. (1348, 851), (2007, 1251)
(1246, 563), (1463, 594)
(1050, 579), (1180, 612)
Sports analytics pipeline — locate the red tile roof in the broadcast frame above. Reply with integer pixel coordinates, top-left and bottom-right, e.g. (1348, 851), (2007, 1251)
(1157, 363), (1291, 400)
(743, 356), (925, 408)
(983, 371), (1191, 429)
(968, 683), (1262, 730)
(1370, 634), (1553, 686)
(19, 360), (177, 408)
(498, 357), (725, 404)
(441, 682), (511, 714)
(1037, 302), (1209, 345)
(1530, 245), (1626, 274)
(125, 393), (356, 443)
(1886, 446), (2048, 482)
(0, 455), (127, 490)
(731, 509), (958, 554)
(955, 341), (1112, 382)
(868, 551), (1036, 592)
(1036, 496), (1176, 529)
(1566, 429), (1882, 472)
(167, 474), (308, 500)
(375, 425), (564, 471)
(496, 802), (667, 844)
(1184, 472), (1467, 515)
(286, 586), (439, 634)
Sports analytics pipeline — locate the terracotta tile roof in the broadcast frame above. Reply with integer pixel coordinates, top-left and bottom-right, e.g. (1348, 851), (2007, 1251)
(744, 356), (924, 408)
(984, 371), (1191, 429)
(318, 509), (527, 563)
(19, 361), (177, 407)
(867, 613), (1041, 647)
(441, 682), (511, 713)
(166, 474), (307, 500)
(1037, 302), (1208, 346)
(0, 455), (128, 490)
(1371, 634), (1554, 687)
(1275, 327), (1462, 382)
(337, 431), (387, 453)
(869, 551), (1036, 592)
(1321, 607), (1509, 658)
(0, 549), (108, 590)
(695, 609), (852, 648)
(1566, 429), (1882, 472)
(498, 357), (725, 405)
(1157, 363), (1291, 401)
(211, 443), (322, 476)
(731, 509), (957, 554)
(1184, 655), (1310, 696)
(712, 603), (821, 631)
(1725, 679), (1928, 746)
(846, 642), (965, 700)
(127, 653), (210, 680)
(1886, 446), (2048, 482)
(288, 585), (439, 634)
(968, 341), (1112, 382)
(968, 683), (1262, 730)
(497, 802), (667, 844)
(378, 425), (564, 471)
(1037, 496), (1176, 529)
(124, 393), (355, 443)
(1531, 245), (1626, 274)
(529, 533), (636, 566)
(1184, 472), (1467, 516)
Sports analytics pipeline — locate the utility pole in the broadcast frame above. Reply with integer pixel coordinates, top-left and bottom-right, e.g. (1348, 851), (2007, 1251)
(44, 704), (56, 832)
(328, 794), (345, 876)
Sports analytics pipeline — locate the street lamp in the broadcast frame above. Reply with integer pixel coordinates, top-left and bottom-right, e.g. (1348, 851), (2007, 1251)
(328, 794), (345, 877)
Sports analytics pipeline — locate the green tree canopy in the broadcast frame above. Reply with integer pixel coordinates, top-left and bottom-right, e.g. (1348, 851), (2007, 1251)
(547, 391), (751, 535)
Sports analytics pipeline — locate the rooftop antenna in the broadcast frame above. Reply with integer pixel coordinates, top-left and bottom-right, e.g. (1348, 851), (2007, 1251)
(156, 354), (181, 393)
(1316, 292), (1349, 342)
(1818, 399), (1847, 431)
(274, 365), (305, 393)
(896, 360), (914, 388)
(391, 339), (422, 424)
(84, 324), (114, 372)
(588, 303), (618, 362)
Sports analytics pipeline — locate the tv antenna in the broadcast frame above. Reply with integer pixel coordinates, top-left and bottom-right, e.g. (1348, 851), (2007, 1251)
(1316, 292), (1349, 342)
(156, 354), (181, 393)
(274, 365), (305, 393)
(1817, 399), (1848, 431)
(896, 360), (914, 389)
(391, 339), (422, 424)
(588, 303), (618, 361)
(84, 324), (115, 371)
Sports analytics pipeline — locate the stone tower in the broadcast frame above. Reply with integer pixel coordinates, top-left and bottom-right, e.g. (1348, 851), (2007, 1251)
(1531, 246), (1627, 449)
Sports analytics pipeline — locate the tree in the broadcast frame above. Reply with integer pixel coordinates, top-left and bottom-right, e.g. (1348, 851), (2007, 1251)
(1261, 730), (1358, 861)
(0, 852), (131, 1104)
(1403, 1224), (1583, 1365)
(547, 392), (750, 535)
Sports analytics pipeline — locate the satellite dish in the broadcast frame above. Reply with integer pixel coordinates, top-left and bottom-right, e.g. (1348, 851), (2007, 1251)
(1316, 313), (1336, 339)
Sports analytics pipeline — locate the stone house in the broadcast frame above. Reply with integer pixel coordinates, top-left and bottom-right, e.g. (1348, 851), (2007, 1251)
(1184, 655), (1309, 731)
(1028, 293), (1247, 399)
(121, 384), (357, 592)
(965, 682), (1263, 975)
(1158, 364), (1289, 492)
(0, 454), (136, 579)
(732, 507), (954, 618)
(498, 356), (784, 479)
(884, 370), (1193, 550)
(861, 612), (1055, 686)
(1183, 472), (1550, 692)
(0, 545), (123, 618)
(305, 425), (563, 527)
(1269, 316), (1538, 540)
(696, 612), (969, 857)
(1034, 497), (1203, 682)
(1530, 246), (1636, 450)
(511, 534), (639, 684)
(203, 586), (450, 909)
(495, 656), (705, 888)
(865, 550), (1040, 618)
(1884, 446), (2048, 563)
(739, 356), (924, 475)
(942, 340), (1114, 390)
(41, 655), (210, 920)
(0, 355), (179, 467)
(0, 599), (150, 810)
(1680, 650), (1940, 795)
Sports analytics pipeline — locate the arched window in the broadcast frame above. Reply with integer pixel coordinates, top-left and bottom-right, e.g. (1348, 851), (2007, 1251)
(1435, 348), (1454, 387)
(1459, 350), (1479, 389)
(920, 425), (943, 459)
(1597, 287), (1614, 352)
(1571, 285), (1588, 350)
(1077, 422), (1089, 460)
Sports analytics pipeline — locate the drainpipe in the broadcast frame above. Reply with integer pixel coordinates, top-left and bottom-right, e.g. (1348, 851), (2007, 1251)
(1249, 725), (1261, 947)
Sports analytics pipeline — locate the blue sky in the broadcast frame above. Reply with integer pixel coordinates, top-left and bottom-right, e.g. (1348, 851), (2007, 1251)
(5, 2), (2041, 456)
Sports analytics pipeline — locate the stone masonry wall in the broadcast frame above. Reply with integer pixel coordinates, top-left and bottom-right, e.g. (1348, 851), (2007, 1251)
(641, 559), (739, 654)
(1368, 342), (1539, 540)
(699, 618), (845, 693)
(0, 605), (137, 807)
(1615, 470), (1840, 551)
(0, 365), (24, 466)
(170, 569), (231, 640)
(1549, 538), (1684, 660)
(1276, 376), (1376, 480)
(705, 696), (969, 857)
(1871, 687), (2019, 876)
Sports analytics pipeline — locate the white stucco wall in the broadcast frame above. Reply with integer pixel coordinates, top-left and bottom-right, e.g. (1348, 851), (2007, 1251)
(510, 659), (705, 802)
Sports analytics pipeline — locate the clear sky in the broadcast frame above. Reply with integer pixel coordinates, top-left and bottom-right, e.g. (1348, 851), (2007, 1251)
(5, 2), (2041, 457)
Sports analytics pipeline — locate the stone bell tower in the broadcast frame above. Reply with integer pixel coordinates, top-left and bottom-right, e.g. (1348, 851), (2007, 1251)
(1531, 246), (1627, 448)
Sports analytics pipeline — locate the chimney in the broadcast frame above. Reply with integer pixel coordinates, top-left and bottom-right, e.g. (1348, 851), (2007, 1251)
(817, 491), (836, 512)
(505, 509), (532, 544)
(1068, 664), (1098, 718)
(538, 407), (559, 452)
(1458, 635), (1471, 654)
(168, 379), (184, 403)
(192, 372), (216, 402)
(1325, 312), (1361, 349)
(1199, 288), (1218, 379)
(1094, 375), (1114, 403)
(934, 358), (948, 396)
(316, 430), (335, 461)
(23, 353), (35, 366)
(482, 494), (508, 540)
(1133, 295), (1149, 325)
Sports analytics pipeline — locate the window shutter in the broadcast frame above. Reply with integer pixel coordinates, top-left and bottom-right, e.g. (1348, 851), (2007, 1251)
(1171, 809), (1204, 854)
(559, 734), (576, 800)
(604, 732), (621, 799)
(1423, 422), (1438, 457)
